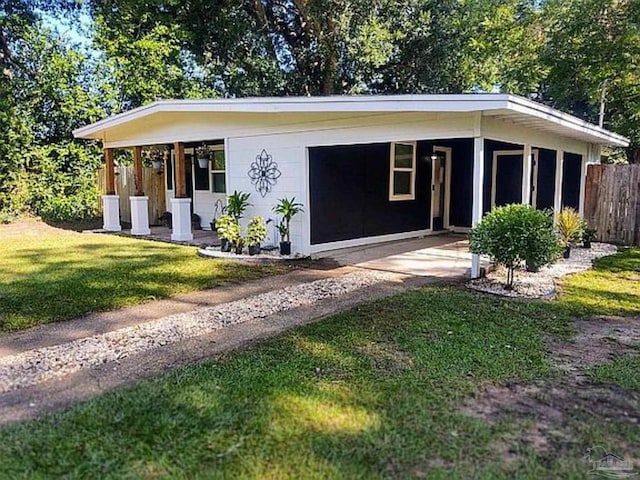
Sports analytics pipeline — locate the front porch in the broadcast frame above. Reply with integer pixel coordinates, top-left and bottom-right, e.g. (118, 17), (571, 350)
(115, 225), (220, 246)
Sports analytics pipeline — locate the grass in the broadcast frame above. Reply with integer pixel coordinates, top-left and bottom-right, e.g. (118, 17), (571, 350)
(0, 244), (638, 478)
(0, 221), (289, 332)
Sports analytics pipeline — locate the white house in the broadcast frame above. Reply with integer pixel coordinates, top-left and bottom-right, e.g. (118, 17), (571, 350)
(73, 94), (629, 277)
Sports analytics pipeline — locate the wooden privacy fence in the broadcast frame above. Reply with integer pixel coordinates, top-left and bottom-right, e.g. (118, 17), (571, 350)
(97, 167), (166, 225)
(584, 164), (640, 246)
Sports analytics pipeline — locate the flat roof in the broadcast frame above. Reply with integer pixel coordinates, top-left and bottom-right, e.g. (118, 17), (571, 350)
(73, 93), (630, 147)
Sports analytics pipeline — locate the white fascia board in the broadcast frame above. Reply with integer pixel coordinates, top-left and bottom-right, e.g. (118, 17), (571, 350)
(72, 94), (511, 139)
(72, 93), (630, 147)
(505, 95), (630, 147)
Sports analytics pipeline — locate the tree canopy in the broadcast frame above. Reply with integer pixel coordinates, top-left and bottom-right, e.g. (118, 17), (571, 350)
(1, 0), (639, 220)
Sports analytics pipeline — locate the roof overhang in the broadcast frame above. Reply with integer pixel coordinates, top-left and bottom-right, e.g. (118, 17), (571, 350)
(73, 94), (630, 147)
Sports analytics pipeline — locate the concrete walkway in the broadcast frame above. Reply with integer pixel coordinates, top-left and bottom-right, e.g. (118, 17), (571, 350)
(0, 242), (469, 425)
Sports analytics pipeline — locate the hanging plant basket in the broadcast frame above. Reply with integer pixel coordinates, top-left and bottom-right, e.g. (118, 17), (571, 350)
(151, 160), (163, 169)
(197, 157), (210, 169)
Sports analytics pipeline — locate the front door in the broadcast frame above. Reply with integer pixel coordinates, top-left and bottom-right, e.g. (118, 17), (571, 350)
(431, 146), (451, 231)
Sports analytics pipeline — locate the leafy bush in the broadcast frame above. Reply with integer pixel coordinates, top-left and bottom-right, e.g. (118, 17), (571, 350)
(226, 191), (251, 221)
(470, 204), (562, 288)
(556, 208), (583, 247)
(215, 214), (241, 243)
(245, 216), (268, 246)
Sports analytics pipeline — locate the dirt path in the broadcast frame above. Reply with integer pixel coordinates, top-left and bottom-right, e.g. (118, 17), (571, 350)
(460, 316), (640, 467)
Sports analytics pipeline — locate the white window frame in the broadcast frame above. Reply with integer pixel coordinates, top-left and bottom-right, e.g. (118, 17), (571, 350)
(389, 141), (417, 201)
(209, 144), (226, 194)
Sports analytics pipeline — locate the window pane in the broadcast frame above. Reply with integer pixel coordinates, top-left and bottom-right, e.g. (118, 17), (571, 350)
(212, 172), (226, 193)
(212, 150), (225, 171)
(394, 144), (414, 168)
(194, 159), (210, 190)
(393, 171), (412, 196)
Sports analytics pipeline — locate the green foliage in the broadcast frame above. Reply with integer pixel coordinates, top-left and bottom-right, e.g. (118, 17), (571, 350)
(556, 208), (583, 246)
(214, 214), (241, 243)
(470, 204), (562, 287)
(245, 216), (268, 246)
(273, 197), (304, 243)
(226, 191), (251, 221)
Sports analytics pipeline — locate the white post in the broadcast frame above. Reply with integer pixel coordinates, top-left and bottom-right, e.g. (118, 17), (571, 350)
(521, 143), (533, 205)
(102, 195), (122, 232)
(471, 136), (485, 278)
(553, 150), (564, 218)
(130, 196), (151, 235)
(170, 198), (193, 241)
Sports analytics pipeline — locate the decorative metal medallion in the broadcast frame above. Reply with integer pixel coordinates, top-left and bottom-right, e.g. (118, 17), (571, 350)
(248, 149), (282, 197)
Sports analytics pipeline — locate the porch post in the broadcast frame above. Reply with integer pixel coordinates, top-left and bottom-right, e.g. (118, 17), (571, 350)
(471, 136), (485, 278)
(170, 142), (193, 241)
(553, 149), (564, 219)
(102, 147), (121, 231)
(130, 146), (150, 235)
(579, 144), (599, 216)
(522, 143), (533, 205)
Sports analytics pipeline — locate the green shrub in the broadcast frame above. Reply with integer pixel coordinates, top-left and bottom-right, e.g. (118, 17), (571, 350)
(215, 214), (241, 243)
(556, 207), (583, 246)
(470, 204), (562, 288)
(245, 216), (268, 246)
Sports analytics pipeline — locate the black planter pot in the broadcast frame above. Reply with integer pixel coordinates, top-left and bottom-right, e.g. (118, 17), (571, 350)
(220, 239), (231, 253)
(526, 262), (539, 273)
(563, 246), (571, 259)
(235, 244), (244, 255)
(583, 239), (591, 249)
(279, 241), (291, 256)
(248, 244), (261, 256)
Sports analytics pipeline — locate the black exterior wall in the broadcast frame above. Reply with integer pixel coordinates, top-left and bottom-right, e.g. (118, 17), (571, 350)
(562, 152), (583, 210)
(534, 148), (556, 211)
(483, 140), (523, 214)
(309, 142), (432, 245)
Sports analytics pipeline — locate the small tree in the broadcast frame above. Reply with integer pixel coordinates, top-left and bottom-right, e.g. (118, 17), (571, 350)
(470, 204), (562, 288)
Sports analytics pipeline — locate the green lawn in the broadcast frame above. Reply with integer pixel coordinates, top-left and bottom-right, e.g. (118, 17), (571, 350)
(0, 222), (289, 332)
(0, 242), (638, 478)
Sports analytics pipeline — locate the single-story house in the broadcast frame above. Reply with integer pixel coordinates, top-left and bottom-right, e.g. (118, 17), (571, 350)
(73, 94), (629, 277)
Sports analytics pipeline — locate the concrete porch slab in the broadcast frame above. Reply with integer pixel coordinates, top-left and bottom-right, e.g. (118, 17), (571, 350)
(317, 234), (481, 278)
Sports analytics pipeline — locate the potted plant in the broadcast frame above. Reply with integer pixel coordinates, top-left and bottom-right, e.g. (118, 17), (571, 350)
(581, 220), (597, 249)
(215, 214), (239, 252)
(556, 207), (583, 258)
(273, 197), (304, 255)
(196, 144), (211, 169)
(245, 216), (268, 255)
(148, 146), (165, 169)
(227, 191), (251, 221)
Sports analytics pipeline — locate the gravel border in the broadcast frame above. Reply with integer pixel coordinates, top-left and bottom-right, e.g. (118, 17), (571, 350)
(467, 243), (618, 299)
(198, 247), (308, 262)
(0, 270), (397, 394)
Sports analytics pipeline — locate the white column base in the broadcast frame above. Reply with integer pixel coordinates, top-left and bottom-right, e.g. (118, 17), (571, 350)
(170, 198), (193, 241)
(130, 196), (151, 235)
(471, 253), (482, 279)
(102, 195), (122, 232)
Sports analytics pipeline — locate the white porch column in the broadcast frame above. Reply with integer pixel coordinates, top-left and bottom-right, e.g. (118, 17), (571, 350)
(130, 196), (151, 235)
(553, 149), (564, 218)
(170, 198), (193, 241)
(521, 143), (533, 205)
(471, 136), (485, 278)
(102, 195), (122, 231)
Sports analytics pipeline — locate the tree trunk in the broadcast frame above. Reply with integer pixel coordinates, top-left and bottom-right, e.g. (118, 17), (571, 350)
(629, 146), (640, 164)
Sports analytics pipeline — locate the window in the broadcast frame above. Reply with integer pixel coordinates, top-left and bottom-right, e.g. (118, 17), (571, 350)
(389, 142), (416, 201)
(210, 149), (226, 193)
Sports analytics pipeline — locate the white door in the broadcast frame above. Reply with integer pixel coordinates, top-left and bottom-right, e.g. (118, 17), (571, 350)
(431, 146), (451, 230)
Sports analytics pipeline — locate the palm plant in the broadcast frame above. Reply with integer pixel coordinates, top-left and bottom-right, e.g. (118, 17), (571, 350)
(556, 207), (583, 258)
(226, 191), (251, 221)
(273, 197), (304, 243)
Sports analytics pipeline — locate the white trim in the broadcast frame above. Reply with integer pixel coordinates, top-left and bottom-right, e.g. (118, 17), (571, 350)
(73, 94), (629, 147)
(491, 149), (523, 209)
(431, 146), (452, 229)
(522, 144), (533, 205)
(553, 149), (564, 218)
(471, 137), (485, 278)
(389, 141), (417, 201)
(309, 229), (433, 254)
(208, 144), (226, 194)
